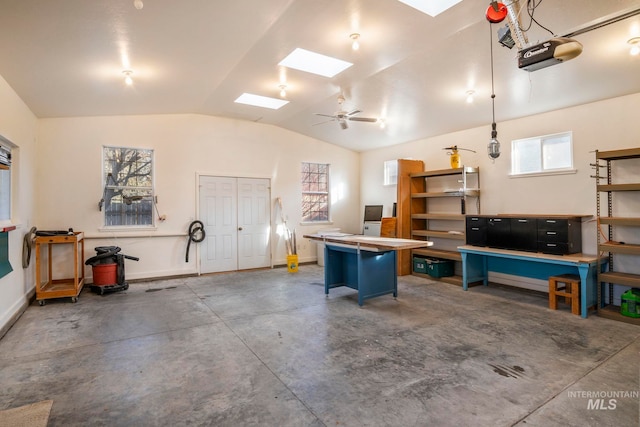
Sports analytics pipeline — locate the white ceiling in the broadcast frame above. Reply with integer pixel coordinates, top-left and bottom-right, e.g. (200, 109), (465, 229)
(0, 0), (639, 152)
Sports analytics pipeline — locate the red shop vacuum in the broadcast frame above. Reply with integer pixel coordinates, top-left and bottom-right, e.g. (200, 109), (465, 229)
(85, 246), (139, 295)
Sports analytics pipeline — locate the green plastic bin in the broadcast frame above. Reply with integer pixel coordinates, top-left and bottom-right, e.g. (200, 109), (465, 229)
(426, 258), (454, 278)
(621, 288), (640, 318)
(413, 256), (427, 274)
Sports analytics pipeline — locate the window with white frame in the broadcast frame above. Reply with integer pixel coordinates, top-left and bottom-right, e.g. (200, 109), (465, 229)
(0, 142), (12, 222)
(511, 131), (574, 176)
(383, 160), (398, 186)
(102, 146), (154, 227)
(301, 162), (330, 222)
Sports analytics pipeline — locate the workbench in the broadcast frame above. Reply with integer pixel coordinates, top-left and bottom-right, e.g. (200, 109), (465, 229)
(35, 232), (85, 305)
(458, 245), (604, 318)
(304, 234), (432, 305)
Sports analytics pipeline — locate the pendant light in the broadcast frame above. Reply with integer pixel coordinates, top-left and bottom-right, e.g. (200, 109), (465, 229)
(488, 22), (501, 161)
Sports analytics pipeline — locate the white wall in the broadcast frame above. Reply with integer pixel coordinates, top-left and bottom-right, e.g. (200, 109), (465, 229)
(361, 92), (640, 257)
(36, 114), (361, 280)
(0, 75), (38, 335)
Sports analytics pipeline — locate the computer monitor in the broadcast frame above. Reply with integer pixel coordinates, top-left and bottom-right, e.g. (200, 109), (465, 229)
(363, 205), (383, 222)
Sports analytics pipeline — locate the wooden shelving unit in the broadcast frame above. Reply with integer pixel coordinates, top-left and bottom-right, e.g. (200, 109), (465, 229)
(595, 147), (640, 325)
(35, 232), (85, 305)
(409, 166), (480, 286)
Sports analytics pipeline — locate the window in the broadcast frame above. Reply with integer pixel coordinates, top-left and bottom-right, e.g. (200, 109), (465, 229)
(301, 162), (330, 222)
(103, 146), (154, 227)
(383, 160), (398, 186)
(0, 141), (12, 222)
(511, 131), (574, 176)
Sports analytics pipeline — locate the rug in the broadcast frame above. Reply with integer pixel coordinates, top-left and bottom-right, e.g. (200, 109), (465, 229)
(0, 400), (53, 427)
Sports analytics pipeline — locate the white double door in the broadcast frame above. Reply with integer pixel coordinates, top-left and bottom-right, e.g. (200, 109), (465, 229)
(199, 176), (271, 274)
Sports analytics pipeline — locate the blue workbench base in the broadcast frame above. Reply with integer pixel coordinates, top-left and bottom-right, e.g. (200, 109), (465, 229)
(459, 246), (604, 319)
(324, 244), (397, 306)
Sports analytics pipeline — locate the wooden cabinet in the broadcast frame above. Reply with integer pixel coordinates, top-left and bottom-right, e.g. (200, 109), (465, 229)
(409, 166), (480, 286)
(35, 232), (85, 305)
(396, 159), (425, 275)
(595, 147), (640, 325)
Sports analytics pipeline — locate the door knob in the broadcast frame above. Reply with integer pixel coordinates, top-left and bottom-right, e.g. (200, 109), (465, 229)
(238, 227), (243, 231)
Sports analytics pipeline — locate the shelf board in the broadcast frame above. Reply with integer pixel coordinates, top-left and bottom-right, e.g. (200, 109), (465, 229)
(411, 272), (464, 286)
(597, 304), (640, 325)
(596, 148), (640, 160)
(410, 166), (479, 178)
(38, 278), (84, 299)
(598, 242), (640, 255)
(599, 271), (640, 287)
(412, 230), (465, 240)
(597, 183), (640, 192)
(412, 190), (479, 198)
(412, 248), (462, 261)
(411, 213), (466, 221)
(598, 217), (640, 226)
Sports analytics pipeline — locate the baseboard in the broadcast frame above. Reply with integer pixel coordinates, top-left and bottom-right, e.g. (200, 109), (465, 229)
(0, 287), (35, 340)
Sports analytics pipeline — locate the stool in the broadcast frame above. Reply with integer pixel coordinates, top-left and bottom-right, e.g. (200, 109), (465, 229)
(548, 274), (581, 315)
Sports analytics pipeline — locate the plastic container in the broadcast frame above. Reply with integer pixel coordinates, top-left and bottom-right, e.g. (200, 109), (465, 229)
(413, 256), (427, 274)
(92, 263), (117, 286)
(426, 258), (454, 278)
(287, 254), (299, 273)
(620, 288), (640, 318)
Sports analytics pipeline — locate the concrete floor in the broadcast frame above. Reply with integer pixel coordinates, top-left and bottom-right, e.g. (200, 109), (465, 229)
(0, 265), (639, 426)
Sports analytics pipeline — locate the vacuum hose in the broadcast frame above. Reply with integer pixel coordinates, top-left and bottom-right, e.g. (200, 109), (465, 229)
(185, 220), (205, 263)
(22, 227), (37, 268)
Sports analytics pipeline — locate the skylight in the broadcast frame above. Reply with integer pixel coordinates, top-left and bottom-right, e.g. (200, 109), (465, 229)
(397, 0), (462, 17)
(234, 93), (289, 110)
(278, 48), (353, 78)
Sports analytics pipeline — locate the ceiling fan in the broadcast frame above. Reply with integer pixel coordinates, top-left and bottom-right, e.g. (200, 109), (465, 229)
(313, 95), (378, 130)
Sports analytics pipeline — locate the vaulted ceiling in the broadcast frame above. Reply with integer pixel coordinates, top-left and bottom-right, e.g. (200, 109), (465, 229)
(0, 0), (639, 151)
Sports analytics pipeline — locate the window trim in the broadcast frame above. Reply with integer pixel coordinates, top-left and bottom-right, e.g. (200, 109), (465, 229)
(509, 131), (576, 178)
(102, 145), (156, 229)
(300, 162), (331, 223)
(0, 136), (14, 225)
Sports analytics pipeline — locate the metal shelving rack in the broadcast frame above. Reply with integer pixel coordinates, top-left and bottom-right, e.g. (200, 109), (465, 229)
(595, 148), (640, 325)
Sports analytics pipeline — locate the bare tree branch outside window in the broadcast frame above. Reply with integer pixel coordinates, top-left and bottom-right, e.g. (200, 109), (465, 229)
(103, 146), (154, 226)
(301, 162), (329, 222)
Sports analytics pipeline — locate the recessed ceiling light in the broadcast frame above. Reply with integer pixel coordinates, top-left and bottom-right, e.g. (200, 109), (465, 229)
(350, 33), (360, 51)
(122, 70), (133, 86)
(628, 37), (640, 56)
(234, 93), (289, 110)
(466, 90), (475, 103)
(397, 0), (462, 17)
(278, 48), (353, 78)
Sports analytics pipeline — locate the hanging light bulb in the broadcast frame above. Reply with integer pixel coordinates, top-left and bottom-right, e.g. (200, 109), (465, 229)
(278, 84), (287, 98)
(378, 118), (386, 129)
(487, 24), (501, 161)
(122, 70), (133, 86)
(488, 118), (500, 159)
(134, 0), (144, 10)
(350, 33), (360, 51)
